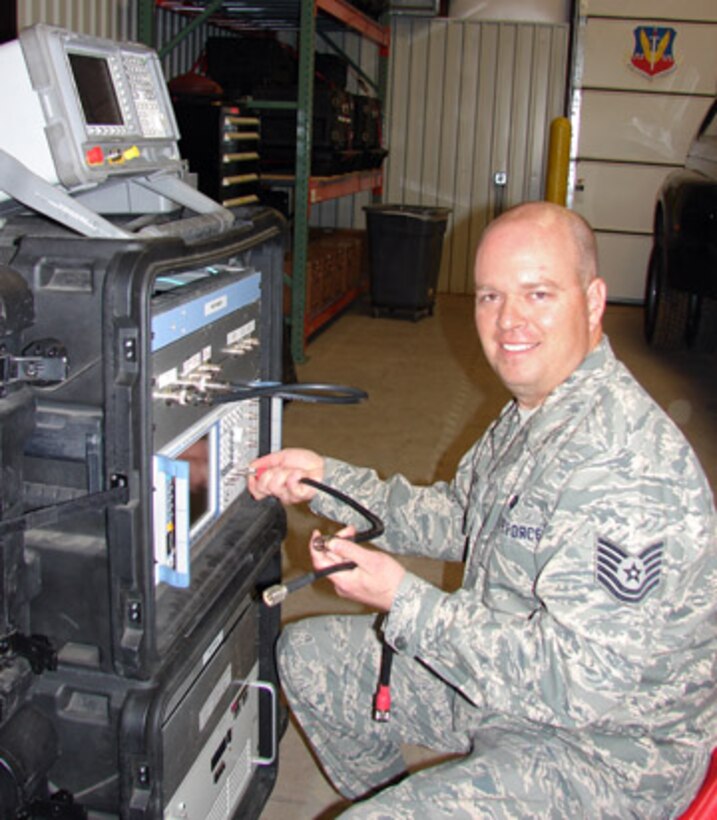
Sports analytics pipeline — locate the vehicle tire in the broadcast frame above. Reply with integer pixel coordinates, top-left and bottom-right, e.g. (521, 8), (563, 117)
(686, 293), (702, 348)
(644, 239), (689, 349)
(687, 294), (717, 352)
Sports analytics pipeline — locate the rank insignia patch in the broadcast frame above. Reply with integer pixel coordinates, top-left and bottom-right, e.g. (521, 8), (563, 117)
(596, 537), (663, 603)
(630, 26), (677, 78)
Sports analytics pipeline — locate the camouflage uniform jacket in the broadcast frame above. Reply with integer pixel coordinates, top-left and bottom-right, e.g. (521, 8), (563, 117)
(310, 337), (717, 797)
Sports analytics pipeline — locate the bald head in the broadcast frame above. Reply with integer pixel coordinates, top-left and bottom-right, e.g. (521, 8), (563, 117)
(480, 202), (598, 289)
(472, 200), (607, 408)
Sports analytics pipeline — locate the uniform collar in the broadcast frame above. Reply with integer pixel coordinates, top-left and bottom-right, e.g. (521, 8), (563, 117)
(513, 336), (616, 448)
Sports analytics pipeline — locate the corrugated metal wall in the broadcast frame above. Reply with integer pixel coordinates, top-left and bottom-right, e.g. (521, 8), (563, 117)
(16, 2), (223, 79)
(17, 0), (137, 41)
(385, 17), (569, 294)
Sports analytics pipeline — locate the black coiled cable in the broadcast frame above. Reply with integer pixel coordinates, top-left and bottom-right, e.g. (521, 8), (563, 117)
(299, 477), (384, 542)
(212, 382), (368, 405)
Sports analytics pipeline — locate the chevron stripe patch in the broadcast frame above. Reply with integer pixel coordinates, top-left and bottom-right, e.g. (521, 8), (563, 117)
(596, 537), (664, 604)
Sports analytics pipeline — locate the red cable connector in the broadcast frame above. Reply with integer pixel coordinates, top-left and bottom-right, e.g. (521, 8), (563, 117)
(373, 683), (391, 722)
(372, 642), (394, 722)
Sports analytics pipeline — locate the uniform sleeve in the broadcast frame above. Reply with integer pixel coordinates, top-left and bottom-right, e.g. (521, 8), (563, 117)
(383, 453), (717, 731)
(308, 454), (476, 562)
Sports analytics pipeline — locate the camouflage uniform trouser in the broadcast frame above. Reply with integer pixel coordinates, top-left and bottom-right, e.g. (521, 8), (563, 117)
(277, 614), (654, 819)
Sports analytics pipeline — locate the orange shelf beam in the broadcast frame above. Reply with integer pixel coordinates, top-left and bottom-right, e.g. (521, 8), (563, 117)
(309, 169), (383, 203)
(317, 0), (390, 47)
(304, 287), (366, 338)
(155, 1), (389, 48)
(261, 169), (383, 205)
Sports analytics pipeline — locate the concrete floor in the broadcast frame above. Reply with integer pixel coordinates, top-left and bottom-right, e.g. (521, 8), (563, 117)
(259, 295), (717, 819)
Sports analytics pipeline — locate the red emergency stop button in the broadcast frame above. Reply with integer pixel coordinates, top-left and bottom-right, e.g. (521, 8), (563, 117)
(85, 146), (104, 166)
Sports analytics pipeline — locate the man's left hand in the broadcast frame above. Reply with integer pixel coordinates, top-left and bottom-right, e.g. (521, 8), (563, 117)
(309, 528), (405, 612)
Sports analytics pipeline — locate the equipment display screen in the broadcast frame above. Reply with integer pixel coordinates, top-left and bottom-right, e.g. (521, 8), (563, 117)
(178, 434), (211, 529)
(68, 53), (123, 126)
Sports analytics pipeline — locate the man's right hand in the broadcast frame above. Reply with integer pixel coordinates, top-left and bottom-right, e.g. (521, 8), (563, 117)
(248, 447), (325, 505)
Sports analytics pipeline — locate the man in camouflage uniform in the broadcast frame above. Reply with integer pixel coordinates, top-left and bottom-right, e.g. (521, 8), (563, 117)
(250, 202), (717, 818)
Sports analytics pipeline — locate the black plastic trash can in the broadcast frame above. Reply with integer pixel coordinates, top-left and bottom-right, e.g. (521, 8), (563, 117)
(364, 204), (451, 320)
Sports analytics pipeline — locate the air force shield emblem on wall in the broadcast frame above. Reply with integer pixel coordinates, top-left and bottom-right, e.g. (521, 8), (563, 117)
(596, 537), (664, 603)
(630, 26), (677, 78)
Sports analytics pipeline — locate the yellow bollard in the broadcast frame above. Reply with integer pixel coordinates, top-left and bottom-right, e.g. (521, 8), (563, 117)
(545, 117), (571, 205)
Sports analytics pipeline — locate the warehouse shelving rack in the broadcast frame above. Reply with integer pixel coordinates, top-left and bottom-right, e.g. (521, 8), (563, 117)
(137, 0), (389, 361)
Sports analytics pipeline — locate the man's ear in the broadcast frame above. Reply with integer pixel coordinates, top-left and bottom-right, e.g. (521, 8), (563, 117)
(587, 277), (607, 332)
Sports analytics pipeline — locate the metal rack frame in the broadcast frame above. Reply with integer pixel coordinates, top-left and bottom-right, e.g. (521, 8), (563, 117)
(137, 0), (389, 362)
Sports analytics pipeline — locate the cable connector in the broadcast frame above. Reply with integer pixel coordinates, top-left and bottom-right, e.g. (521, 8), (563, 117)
(373, 684), (391, 722)
(372, 642), (394, 722)
(262, 584), (289, 607)
(261, 561), (357, 607)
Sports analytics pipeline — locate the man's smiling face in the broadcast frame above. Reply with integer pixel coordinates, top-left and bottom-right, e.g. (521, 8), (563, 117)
(473, 213), (605, 409)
